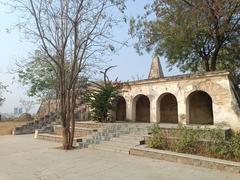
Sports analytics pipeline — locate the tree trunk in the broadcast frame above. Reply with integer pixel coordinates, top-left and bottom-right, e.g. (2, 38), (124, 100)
(59, 67), (70, 150)
(62, 126), (69, 149)
(69, 88), (76, 147)
(210, 47), (220, 71)
(69, 108), (75, 147)
(47, 100), (51, 114)
(204, 57), (210, 72)
(66, 89), (71, 149)
(55, 89), (59, 114)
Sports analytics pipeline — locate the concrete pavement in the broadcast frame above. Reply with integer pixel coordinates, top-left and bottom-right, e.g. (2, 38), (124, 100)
(0, 135), (239, 180)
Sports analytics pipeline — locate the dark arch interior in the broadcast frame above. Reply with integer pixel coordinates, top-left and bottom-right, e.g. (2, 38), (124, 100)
(188, 91), (213, 125)
(159, 93), (178, 123)
(115, 96), (126, 121)
(136, 95), (150, 122)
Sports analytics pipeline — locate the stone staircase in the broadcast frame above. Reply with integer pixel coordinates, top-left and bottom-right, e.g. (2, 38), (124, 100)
(36, 122), (152, 153)
(13, 113), (58, 135)
(78, 123), (152, 154)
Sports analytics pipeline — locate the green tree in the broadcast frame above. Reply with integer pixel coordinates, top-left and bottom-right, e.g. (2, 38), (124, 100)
(17, 50), (58, 114)
(18, 50), (57, 99)
(130, 0), (240, 77)
(85, 66), (122, 122)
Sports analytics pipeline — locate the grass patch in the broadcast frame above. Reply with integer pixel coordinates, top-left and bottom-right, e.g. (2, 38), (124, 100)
(0, 119), (29, 135)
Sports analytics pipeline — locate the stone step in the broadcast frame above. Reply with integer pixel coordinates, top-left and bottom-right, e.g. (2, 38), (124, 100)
(78, 142), (89, 149)
(37, 133), (82, 144)
(75, 123), (151, 153)
(54, 124), (98, 130)
(37, 133), (63, 142)
(82, 134), (142, 146)
(120, 133), (147, 139)
(89, 144), (130, 154)
(53, 125), (98, 137)
(99, 140), (139, 148)
(103, 127), (147, 135)
(95, 132), (121, 138)
(84, 131), (144, 153)
(110, 137), (142, 144)
(75, 122), (104, 129)
(85, 139), (100, 144)
(85, 136), (111, 144)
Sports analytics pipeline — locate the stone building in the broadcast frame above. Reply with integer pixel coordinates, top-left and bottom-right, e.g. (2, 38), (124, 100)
(37, 99), (89, 121)
(113, 57), (240, 129)
(37, 57), (240, 129)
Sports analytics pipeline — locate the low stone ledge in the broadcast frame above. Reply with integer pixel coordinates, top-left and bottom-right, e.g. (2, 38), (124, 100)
(37, 133), (83, 145)
(129, 145), (240, 174)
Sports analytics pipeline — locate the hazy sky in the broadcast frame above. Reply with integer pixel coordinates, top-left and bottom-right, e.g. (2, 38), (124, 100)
(0, 1), (180, 114)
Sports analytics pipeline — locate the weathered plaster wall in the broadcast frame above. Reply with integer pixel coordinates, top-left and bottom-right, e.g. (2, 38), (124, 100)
(121, 72), (240, 129)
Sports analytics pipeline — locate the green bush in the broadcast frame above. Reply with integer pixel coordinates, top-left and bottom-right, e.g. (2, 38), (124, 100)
(147, 125), (168, 149)
(230, 132), (240, 159)
(84, 67), (122, 122)
(205, 128), (226, 143)
(205, 128), (228, 156)
(175, 127), (200, 153)
(209, 131), (240, 160)
(85, 83), (120, 122)
(147, 125), (240, 161)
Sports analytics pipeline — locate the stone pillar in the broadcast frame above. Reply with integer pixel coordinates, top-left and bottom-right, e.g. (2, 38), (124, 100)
(126, 98), (134, 122)
(177, 94), (187, 125)
(150, 98), (157, 123)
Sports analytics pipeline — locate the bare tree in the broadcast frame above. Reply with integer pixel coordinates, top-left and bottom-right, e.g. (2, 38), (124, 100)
(11, 0), (126, 149)
(0, 82), (7, 107)
(19, 99), (34, 113)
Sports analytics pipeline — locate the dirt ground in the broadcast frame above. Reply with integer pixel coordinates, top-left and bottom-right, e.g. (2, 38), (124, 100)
(0, 120), (28, 135)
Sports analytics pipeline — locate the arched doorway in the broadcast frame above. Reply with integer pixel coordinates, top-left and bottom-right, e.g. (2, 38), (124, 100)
(187, 91), (213, 125)
(134, 95), (150, 122)
(158, 93), (178, 123)
(115, 96), (126, 121)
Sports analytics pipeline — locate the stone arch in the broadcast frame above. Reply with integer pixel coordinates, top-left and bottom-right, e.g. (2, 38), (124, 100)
(187, 90), (213, 125)
(115, 96), (126, 121)
(132, 94), (150, 122)
(157, 93), (178, 123)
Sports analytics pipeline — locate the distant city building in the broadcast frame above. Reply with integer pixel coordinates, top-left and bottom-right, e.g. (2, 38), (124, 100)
(19, 108), (23, 115)
(14, 107), (23, 116)
(14, 108), (18, 116)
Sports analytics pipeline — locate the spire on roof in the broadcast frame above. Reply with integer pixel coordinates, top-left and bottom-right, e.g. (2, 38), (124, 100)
(148, 56), (164, 79)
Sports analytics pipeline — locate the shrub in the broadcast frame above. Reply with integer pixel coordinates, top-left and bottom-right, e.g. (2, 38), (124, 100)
(205, 128), (227, 157)
(205, 128), (226, 143)
(209, 131), (240, 161)
(86, 83), (120, 122)
(147, 125), (168, 149)
(147, 125), (240, 162)
(175, 127), (200, 153)
(85, 66), (122, 122)
(230, 132), (240, 159)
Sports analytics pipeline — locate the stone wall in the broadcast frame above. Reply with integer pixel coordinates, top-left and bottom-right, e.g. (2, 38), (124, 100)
(37, 100), (89, 121)
(120, 71), (240, 129)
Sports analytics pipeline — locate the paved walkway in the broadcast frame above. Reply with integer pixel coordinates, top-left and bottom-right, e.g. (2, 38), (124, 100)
(0, 135), (239, 180)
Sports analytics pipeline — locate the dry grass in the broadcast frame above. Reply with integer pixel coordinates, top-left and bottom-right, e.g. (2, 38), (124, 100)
(0, 119), (29, 136)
